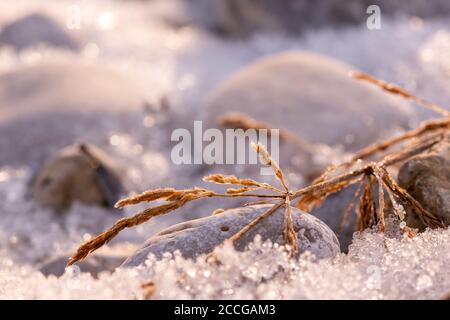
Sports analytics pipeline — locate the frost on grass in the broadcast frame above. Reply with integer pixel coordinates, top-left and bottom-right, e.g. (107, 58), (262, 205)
(2, 230), (450, 300)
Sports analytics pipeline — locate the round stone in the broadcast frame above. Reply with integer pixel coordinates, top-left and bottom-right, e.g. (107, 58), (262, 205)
(121, 204), (340, 267)
(0, 59), (147, 166)
(0, 12), (81, 51)
(204, 51), (415, 153)
(398, 139), (450, 230)
(30, 143), (124, 212)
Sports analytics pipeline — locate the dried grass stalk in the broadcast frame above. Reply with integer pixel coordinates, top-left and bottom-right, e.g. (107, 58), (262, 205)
(69, 72), (448, 267)
(351, 119), (449, 162)
(375, 167), (407, 221)
(283, 195), (298, 256)
(206, 200), (286, 263)
(297, 164), (339, 211)
(203, 174), (260, 187)
(242, 199), (278, 207)
(204, 174), (282, 193)
(115, 188), (180, 208)
(379, 167), (444, 228)
(357, 175), (376, 231)
(291, 133), (444, 202)
(296, 180), (351, 212)
(339, 177), (364, 233)
(352, 72), (449, 116)
(227, 201), (285, 244)
(220, 112), (285, 138)
(219, 112), (316, 152)
(370, 165), (386, 232)
(384, 184), (406, 221)
(68, 191), (212, 265)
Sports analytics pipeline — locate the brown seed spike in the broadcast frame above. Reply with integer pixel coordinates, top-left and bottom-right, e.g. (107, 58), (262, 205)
(114, 188), (178, 208)
(357, 175), (376, 231)
(203, 174), (282, 193)
(251, 142), (289, 192)
(227, 201), (285, 244)
(339, 177), (364, 232)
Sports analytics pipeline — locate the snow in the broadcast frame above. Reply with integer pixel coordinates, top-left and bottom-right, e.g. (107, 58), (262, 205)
(2, 232), (450, 299)
(0, 0), (449, 299)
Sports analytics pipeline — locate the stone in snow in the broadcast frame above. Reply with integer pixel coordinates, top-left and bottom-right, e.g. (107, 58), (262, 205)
(200, 51), (416, 186)
(310, 186), (359, 253)
(398, 139), (450, 231)
(202, 51), (416, 251)
(30, 143), (124, 212)
(121, 204), (340, 267)
(187, 0), (450, 37)
(0, 12), (81, 51)
(204, 51), (415, 153)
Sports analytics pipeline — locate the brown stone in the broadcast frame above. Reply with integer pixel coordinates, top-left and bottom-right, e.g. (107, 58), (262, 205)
(398, 139), (450, 230)
(30, 143), (124, 212)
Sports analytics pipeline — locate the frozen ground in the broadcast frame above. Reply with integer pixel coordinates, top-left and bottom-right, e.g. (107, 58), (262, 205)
(0, 0), (449, 299)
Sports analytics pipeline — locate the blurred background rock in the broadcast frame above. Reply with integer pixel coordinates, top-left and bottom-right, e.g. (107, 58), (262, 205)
(0, 12), (81, 51)
(180, 0), (450, 36)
